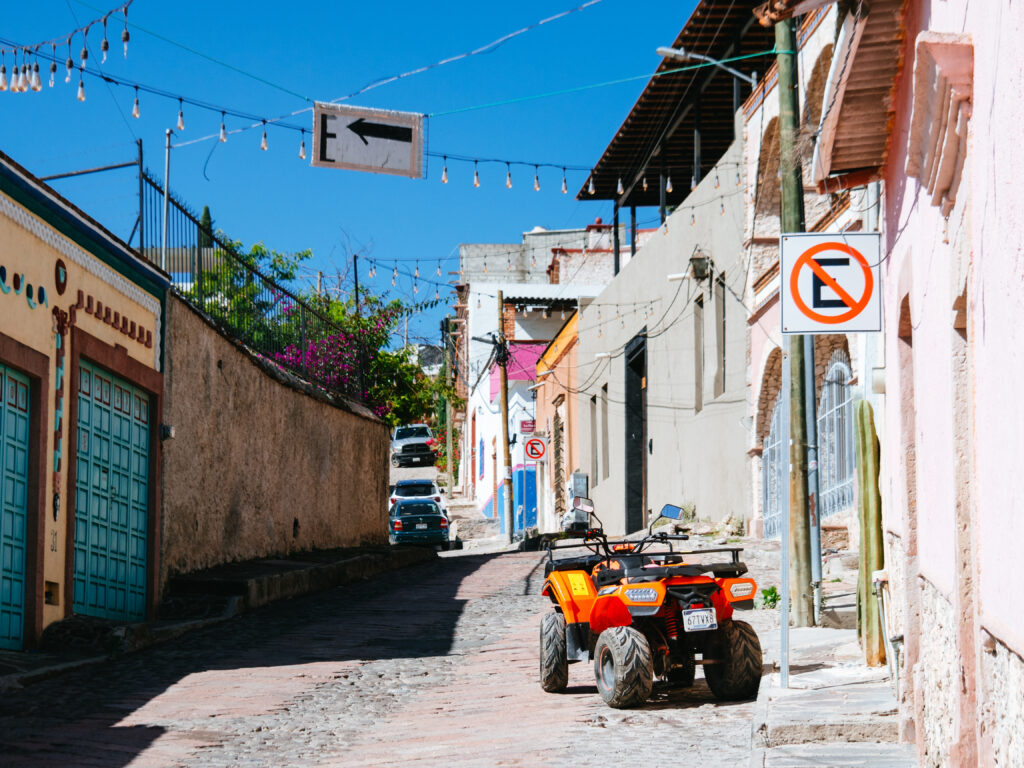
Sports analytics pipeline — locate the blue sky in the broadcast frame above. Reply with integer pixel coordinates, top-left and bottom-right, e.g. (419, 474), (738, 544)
(0, 1), (695, 344)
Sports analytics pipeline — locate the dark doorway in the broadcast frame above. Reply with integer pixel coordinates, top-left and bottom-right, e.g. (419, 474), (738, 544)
(624, 332), (647, 533)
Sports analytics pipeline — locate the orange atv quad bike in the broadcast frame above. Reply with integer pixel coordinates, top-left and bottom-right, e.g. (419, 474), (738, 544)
(540, 499), (762, 708)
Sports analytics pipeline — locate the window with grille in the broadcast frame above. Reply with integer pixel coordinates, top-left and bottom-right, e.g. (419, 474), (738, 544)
(762, 394), (783, 539)
(817, 353), (855, 520)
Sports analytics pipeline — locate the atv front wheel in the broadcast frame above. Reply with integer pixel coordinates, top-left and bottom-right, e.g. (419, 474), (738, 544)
(704, 619), (762, 700)
(594, 626), (653, 708)
(539, 612), (569, 692)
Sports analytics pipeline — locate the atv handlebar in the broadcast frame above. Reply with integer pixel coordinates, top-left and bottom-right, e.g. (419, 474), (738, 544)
(544, 529), (745, 570)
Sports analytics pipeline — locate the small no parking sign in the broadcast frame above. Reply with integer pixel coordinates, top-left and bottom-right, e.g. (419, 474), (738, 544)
(781, 233), (881, 334)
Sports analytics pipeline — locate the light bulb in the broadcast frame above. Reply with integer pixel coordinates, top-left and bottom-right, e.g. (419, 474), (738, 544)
(436, 263), (441, 277)
(65, 57), (73, 83)
(0, 65), (7, 93)
(435, 289), (440, 301)
(219, 117), (227, 142)
(690, 212), (695, 226)
(414, 264), (419, 278)
(473, 164), (480, 188)
(714, 173), (720, 189)
(80, 46), (88, 71)
(617, 177), (624, 195)
(483, 261), (488, 273)
(48, 61), (56, 87)
(441, 157), (448, 183)
(76, 78), (85, 102)
(413, 283), (418, 294)
(666, 176), (673, 194)
(122, 26), (130, 58)
(392, 275), (396, 287)
(505, 166), (512, 189)
(720, 201), (726, 216)
(643, 176), (648, 192)
(131, 93), (140, 119)
(176, 100), (185, 131)
(560, 309), (565, 320)
(260, 126), (268, 151)
(298, 137), (307, 160)
(31, 62), (41, 91)
(690, 175), (696, 191)
(101, 35), (109, 64)
(561, 169), (567, 194)
(588, 177), (595, 195)
(477, 297), (482, 309)
(15, 65), (26, 92)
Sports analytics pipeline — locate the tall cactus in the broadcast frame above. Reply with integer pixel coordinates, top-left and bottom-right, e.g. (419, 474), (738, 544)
(854, 399), (886, 666)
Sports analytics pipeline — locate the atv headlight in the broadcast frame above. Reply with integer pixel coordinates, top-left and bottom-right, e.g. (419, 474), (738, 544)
(624, 587), (659, 603)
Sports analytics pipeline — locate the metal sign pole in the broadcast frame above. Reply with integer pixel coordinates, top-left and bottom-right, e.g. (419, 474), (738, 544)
(780, 334), (792, 688)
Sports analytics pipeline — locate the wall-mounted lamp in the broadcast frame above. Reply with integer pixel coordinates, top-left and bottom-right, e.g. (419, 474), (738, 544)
(160, 424), (176, 440)
(667, 272), (688, 282)
(689, 249), (712, 281)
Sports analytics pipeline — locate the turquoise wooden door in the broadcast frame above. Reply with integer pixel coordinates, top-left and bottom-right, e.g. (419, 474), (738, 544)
(74, 361), (150, 621)
(0, 364), (30, 650)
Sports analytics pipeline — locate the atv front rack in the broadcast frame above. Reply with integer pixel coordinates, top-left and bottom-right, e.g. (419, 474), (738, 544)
(544, 533), (748, 579)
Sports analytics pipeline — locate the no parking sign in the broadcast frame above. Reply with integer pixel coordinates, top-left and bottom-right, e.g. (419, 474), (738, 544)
(781, 233), (881, 334)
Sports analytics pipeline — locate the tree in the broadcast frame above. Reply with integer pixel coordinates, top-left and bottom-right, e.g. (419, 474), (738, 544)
(199, 206), (213, 249)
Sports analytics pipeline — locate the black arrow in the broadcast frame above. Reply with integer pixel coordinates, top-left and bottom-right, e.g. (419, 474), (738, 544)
(347, 118), (413, 146)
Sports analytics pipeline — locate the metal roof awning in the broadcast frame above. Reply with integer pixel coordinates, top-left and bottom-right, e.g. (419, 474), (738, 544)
(812, 0), (910, 192)
(578, 0), (775, 208)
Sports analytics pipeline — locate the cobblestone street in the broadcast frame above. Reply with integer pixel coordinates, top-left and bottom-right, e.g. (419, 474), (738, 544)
(0, 544), (778, 767)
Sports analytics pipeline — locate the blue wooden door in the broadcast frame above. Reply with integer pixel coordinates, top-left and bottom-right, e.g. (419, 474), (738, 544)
(74, 361), (149, 621)
(0, 364), (30, 650)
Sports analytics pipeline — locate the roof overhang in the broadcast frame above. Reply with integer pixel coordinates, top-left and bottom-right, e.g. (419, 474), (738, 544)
(578, 0), (774, 208)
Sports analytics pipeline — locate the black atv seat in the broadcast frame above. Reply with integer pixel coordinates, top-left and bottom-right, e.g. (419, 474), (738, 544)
(544, 554), (602, 577)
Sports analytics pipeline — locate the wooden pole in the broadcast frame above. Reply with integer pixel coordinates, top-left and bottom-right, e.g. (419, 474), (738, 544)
(776, 16), (814, 627)
(497, 290), (514, 543)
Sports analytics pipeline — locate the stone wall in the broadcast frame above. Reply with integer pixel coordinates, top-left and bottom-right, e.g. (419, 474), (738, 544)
(159, 296), (388, 589)
(914, 577), (957, 767)
(980, 633), (1024, 766)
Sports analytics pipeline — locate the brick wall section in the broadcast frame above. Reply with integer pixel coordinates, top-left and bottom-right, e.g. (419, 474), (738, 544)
(813, 334), (851, 390)
(503, 303), (516, 340)
(755, 347), (783, 443)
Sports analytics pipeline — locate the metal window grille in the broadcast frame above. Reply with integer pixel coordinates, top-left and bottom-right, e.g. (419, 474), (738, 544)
(762, 394), (783, 539)
(817, 352), (855, 520)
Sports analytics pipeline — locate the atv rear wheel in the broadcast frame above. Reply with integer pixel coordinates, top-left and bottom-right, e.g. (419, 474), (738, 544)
(703, 619), (762, 700)
(594, 626), (654, 708)
(539, 612), (569, 692)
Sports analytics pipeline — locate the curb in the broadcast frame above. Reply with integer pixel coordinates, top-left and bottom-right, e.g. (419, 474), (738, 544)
(0, 547), (436, 692)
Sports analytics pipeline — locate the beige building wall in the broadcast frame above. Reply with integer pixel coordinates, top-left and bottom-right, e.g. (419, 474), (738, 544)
(0, 180), (163, 642)
(160, 296), (389, 586)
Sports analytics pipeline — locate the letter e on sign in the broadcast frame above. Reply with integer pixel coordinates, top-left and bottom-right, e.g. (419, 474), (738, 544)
(780, 233), (881, 334)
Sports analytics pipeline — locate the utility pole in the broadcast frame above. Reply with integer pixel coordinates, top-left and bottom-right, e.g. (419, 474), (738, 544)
(496, 290), (514, 544)
(776, 17), (814, 628)
(317, 270), (323, 297)
(443, 318), (455, 494)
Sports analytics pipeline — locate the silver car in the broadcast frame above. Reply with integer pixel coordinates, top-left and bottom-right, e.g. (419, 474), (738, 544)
(390, 424), (436, 467)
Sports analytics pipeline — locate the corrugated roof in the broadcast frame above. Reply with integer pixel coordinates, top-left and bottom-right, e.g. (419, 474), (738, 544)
(578, 1), (775, 207)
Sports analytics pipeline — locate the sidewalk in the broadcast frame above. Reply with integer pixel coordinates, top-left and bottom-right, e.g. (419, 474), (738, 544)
(751, 627), (917, 767)
(0, 545), (436, 693)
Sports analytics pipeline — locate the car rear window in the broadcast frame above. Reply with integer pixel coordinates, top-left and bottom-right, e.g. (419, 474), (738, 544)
(397, 502), (440, 516)
(395, 427), (430, 439)
(396, 483), (435, 497)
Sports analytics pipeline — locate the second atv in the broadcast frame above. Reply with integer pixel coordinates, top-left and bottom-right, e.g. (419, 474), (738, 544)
(540, 498), (762, 708)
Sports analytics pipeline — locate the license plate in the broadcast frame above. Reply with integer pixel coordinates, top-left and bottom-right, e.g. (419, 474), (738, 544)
(415, 523), (428, 530)
(682, 608), (718, 632)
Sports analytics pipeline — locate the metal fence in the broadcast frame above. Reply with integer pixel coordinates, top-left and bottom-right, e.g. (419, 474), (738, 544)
(817, 353), (855, 520)
(139, 173), (363, 401)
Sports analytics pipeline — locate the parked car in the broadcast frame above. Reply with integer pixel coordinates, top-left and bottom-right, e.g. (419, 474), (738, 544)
(389, 479), (448, 515)
(388, 499), (449, 549)
(390, 424), (436, 467)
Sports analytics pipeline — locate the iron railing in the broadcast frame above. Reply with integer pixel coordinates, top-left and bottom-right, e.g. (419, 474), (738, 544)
(761, 394), (783, 540)
(139, 172), (364, 402)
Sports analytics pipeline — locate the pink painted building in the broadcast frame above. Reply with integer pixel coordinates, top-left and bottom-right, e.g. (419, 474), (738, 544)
(808, 0), (1024, 764)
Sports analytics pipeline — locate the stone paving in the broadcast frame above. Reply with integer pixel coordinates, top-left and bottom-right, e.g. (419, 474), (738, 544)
(0, 541), (779, 768)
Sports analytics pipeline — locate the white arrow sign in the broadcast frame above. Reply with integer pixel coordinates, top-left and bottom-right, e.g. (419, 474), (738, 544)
(312, 103), (424, 179)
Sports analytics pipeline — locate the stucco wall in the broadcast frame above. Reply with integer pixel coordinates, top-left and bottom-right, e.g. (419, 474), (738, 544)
(160, 296), (388, 588)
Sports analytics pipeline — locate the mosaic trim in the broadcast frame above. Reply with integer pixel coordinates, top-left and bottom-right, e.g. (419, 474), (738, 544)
(0, 191), (162, 371)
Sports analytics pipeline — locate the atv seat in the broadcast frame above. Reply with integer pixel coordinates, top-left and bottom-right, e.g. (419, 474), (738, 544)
(544, 554), (602, 577)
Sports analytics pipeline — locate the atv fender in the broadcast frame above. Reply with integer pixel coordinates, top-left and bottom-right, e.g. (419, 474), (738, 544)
(589, 594), (634, 634)
(543, 571), (597, 625)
